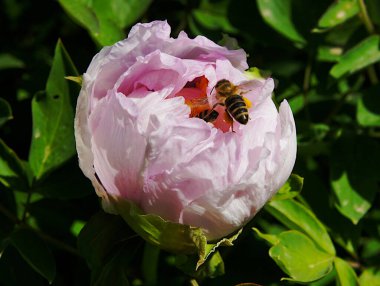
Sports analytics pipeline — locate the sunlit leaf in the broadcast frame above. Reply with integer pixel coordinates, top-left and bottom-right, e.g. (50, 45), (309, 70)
(317, 0), (359, 29)
(28, 40), (79, 181)
(330, 35), (380, 78)
(334, 257), (358, 286)
(58, 0), (152, 46)
(271, 174), (303, 201)
(10, 228), (56, 283)
(357, 85), (380, 127)
(330, 136), (380, 224)
(266, 199), (335, 255)
(268, 230), (334, 283)
(359, 267), (380, 286)
(257, 0), (305, 44)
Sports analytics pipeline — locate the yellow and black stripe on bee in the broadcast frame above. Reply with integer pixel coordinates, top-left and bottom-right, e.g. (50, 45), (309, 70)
(224, 95), (249, 125)
(196, 109), (219, 123)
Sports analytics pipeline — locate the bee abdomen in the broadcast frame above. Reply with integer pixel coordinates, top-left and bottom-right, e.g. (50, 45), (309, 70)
(196, 109), (219, 123)
(225, 95), (249, 125)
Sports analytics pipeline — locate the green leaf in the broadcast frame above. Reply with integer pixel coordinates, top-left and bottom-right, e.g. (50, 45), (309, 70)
(268, 230), (334, 283)
(271, 174), (303, 201)
(266, 199), (335, 255)
(0, 53), (24, 70)
(175, 250), (225, 280)
(10, 228), (56, 283)
(330, 136), (380, 224)
(192, 0), (237, 34)
(252, 227), (279, 245)
(0, 98), (13, 127)
(114, 198), (241, 269)
(359, 268), (380, 286)
(28, 40), (79, 181)
(317, 46), (343, 62)
(334, 257), (358, 286)
(257, 0), (305, 44)
(0, 138), (28, 192)
(317, 0), (359, 29)
(357, 84), (380, 127)
(330, 35), (380, 78)
(58, 0), (152, 46)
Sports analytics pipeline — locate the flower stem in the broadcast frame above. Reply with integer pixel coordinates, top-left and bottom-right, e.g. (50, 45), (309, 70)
(358, 0), (375, 34)
(358, 0), (379, 85)
(142, 242), (160, 286)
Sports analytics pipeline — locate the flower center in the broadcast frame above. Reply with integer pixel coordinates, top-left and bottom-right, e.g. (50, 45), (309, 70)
(176, 76), (212, 118)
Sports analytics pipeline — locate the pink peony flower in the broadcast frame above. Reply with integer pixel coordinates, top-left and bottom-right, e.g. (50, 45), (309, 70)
(75, 20), (297, 241)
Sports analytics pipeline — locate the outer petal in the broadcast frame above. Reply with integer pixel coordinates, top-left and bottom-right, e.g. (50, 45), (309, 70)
(271, 100), (297, 191)
(169, 32), (248, 71)
(74, 86), (116, 213)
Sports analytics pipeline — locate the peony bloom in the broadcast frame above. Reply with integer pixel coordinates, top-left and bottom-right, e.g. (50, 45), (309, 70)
(75, 20), (296, 242)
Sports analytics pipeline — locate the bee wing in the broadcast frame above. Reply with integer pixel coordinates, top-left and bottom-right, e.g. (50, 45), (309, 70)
(236, 80), (262, 93)
(187, 97), (209, 107)
(185, 97), (211, 117)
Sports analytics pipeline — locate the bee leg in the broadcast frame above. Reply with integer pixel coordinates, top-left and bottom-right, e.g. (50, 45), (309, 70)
(224, 111), (235, 132)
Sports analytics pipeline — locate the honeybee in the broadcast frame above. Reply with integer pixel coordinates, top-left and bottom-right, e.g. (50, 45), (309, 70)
(184, 78), (252, 130)
(212, 79), (252, 129)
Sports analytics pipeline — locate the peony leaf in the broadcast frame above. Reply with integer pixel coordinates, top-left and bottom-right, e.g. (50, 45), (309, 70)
(191, 0), (238, 34)
(252, 227), (279, 245)
(0, 138), (28, 192)
(267, 230), (334, 283)
(317, 46), (343, 62)
(175, 250), (225, 280)
(114, 199), (241, 269)
(334, 257), (358, 286)
(317, 0), (359, 29)
(357, 85), (380, 127)
(330, 36), (380, 78)
(266, 199), (335, 255)
(359, 267), (380, 286)
(10, 228), (56, 283)
(0, 98), (13, 127)
(330, 136), (380, 224)
(257, 0), (306, 44)
(0, 53), (24, 70)
(58, 0), (152, 46)
(271, 174), (303, 201)
(29, 40), (79, 181)
(200, 228), (242, 270)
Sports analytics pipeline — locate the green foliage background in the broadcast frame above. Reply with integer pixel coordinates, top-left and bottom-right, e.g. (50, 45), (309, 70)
(1, 0), (380, 285)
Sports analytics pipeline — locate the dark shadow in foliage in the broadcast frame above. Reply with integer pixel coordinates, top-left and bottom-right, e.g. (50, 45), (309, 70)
(0, 245), (47, 286)
(330, 135), (380, 222)
(360, 84), (380, 120)
(78, 211), (143, 286)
